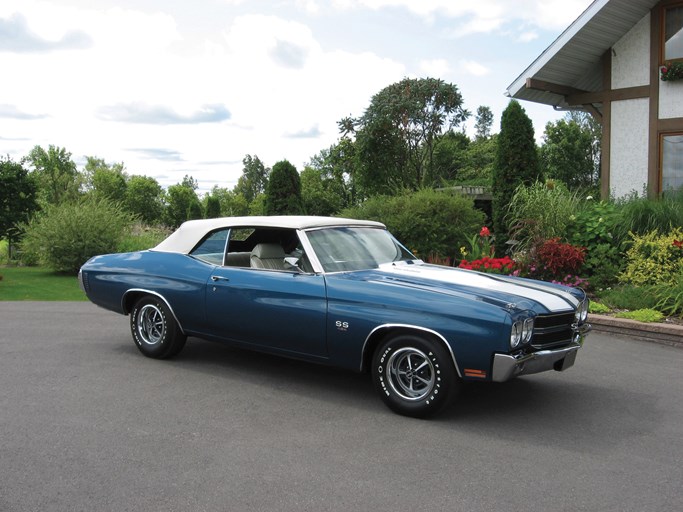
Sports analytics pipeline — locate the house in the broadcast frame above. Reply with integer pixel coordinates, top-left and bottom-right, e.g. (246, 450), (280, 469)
(507, 0), (683, 199)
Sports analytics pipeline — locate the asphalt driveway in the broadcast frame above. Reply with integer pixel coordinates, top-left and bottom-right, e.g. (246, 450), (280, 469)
(1, 302), (682, 512)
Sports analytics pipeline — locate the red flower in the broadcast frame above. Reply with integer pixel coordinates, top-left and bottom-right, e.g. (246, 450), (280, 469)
(673, 240), (683, 248)
(479, 226), (491, 237)
(662, 66), (668, 74)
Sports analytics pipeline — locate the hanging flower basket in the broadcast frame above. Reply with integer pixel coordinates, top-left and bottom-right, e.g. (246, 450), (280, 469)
(660, 61), (683, 81)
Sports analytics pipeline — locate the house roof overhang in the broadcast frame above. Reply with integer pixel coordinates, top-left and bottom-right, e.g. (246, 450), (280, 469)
(506, 0), (659, 113)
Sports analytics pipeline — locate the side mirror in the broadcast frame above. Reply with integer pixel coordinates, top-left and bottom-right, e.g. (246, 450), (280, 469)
(284, 257), (303, 273)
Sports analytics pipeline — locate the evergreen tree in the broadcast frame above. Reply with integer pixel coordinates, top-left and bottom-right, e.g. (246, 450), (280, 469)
(0, 156), (38, 258)
(265, 160), (304, 215)
(492, 101), (541, 252)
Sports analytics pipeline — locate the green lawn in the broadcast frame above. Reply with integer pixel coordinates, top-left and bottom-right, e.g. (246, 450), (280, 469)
(0, 266), (88, 301)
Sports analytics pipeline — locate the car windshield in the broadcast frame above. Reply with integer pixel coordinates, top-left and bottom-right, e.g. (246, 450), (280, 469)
(306, 227), (416, 272)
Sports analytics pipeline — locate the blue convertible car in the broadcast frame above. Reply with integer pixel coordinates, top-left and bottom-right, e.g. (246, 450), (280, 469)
(79, 216), (590, 417)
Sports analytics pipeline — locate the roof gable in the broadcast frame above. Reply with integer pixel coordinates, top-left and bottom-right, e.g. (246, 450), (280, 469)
(507, 0), (659, 108)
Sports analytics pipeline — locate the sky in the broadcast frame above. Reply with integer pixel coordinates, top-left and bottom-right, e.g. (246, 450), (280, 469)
(0, 0), (594, 194)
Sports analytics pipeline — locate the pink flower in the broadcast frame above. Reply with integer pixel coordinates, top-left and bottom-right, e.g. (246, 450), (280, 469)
(479, 226), (491, 237)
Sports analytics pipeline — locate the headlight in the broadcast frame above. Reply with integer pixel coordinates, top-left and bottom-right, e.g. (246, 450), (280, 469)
(574, 300), (589, 323)
(510, 321), (522, 349)
(522, 317), (534, 342)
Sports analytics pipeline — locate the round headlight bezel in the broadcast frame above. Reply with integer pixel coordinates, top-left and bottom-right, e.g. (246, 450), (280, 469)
(575, 300), (589, 323)
(510, 321), (522, 349)
(522, 317), (534, 343)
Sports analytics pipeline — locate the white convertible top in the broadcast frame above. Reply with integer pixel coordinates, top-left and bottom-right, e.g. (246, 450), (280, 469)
(153, 215), (386, 254)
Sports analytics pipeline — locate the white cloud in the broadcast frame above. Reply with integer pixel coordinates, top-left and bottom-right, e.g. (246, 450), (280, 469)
(419, 58), (449, 77)
(461, 60), (490, 77)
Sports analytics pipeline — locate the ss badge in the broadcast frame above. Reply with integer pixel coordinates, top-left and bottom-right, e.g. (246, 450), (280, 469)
(335, 320), (349, 332)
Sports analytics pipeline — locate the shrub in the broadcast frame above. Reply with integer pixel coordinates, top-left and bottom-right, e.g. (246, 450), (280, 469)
(506, 180), (580, 253)
(652, 270), (683, 318)
(614, 190), (683, 241)
(116, 224), (173, 253)
(20, 198), (132, 274)
(614, 309), (665, 323)
(596, 285), (659, 311)
(515, 237), (586, 285)
(618, 228), (683, 286)
(566, 198), (624, 289)
(341, 188), (485, 260)
(589, 302), (611, 314)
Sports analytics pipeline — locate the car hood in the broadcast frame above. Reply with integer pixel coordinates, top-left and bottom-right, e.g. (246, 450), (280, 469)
(340, 261), (581, 315)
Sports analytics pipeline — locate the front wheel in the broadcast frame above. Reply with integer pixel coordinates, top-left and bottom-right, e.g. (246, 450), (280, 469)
(372, 333), (459, 418)
(130, 296), (186, 359)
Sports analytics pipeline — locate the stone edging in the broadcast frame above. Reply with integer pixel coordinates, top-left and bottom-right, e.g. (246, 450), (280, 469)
(589, 314), (683, 349)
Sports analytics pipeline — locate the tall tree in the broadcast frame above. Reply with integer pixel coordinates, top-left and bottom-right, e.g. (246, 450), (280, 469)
(492, 100), (541, 251)
(164, 177), (202, 227)
(474, 106), (494, 141)
(84, 156), (128, 203)
(26, 145), (81, 205)
(234, 155), (270, 203)
(265, 160), (304, 215)
(0, 156), (38, 258)
(125, 175), (164, 224)
(427, 130), (471, 186)
(300, 166), (344, 216)
(350, 77), (470, 196)
(206, 186), (250, 217)
(540, 117), (597, 189)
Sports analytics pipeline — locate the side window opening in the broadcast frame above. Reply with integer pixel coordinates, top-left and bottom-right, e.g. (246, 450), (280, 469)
(189, 228), (230, 265)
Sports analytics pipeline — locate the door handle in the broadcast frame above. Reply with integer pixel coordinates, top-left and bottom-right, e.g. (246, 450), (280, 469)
(211, 275), (230, 282)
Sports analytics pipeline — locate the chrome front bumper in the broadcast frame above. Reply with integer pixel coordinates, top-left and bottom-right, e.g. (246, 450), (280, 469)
(491, 340), (584, 383)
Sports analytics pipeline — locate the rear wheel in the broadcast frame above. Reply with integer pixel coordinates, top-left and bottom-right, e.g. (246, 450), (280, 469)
(372, 333), (459, 418)
(130, 296), (186, 359)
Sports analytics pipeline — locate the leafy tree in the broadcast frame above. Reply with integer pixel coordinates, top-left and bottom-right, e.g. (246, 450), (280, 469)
(205, 195), (221, 218)
(234, 155), (270, 203)
(84, 157), (128, 203)
(26, 145), (81, 205)
(540, 117), (597, 189)
(458, 134), (498, 184)
(427, 131), (471, 185)
(20, 197), (131, 274)
(492, 100), (541, 251)
(300, 166), (344, 216)
(265, 160), (304, 215)
(474, 106), (494, 141)
(165, 178), (202, 227)
(350, 77), (470, 196)
(207, 186), (250, 217)
(125, 175), (164, 224)
(0, 156), (38, 258)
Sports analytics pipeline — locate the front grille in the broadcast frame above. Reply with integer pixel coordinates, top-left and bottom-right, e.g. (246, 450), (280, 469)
(531, 312), (576, 349)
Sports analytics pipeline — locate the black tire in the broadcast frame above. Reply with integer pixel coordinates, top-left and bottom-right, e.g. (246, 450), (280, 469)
(130, 296), (186, 359)
(372, 333), (459, 418)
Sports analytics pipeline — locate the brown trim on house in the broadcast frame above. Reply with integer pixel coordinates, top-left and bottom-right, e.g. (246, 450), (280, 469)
(601, 50), (611, 199)
(566, 85), (650, 106)
(524, 78), (586, 97)
(649, 5), (662, 198)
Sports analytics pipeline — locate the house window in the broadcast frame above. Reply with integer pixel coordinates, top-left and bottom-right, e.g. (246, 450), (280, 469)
(664, 5), (683, 61)
(661, 133), (683, 193)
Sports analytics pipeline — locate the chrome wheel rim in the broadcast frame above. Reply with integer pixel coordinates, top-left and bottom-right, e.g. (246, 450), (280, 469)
(137, 304), (165, 345)
(386, 347), (435, 401)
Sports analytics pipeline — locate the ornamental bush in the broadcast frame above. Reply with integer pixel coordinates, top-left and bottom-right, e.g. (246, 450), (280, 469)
(618, 228), (683, 286)
(20, 198), (132, 274)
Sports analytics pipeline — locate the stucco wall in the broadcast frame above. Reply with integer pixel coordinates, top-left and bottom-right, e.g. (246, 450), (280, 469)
(610, 98), (649, 197)
(660, 81), (683, 119)
(611, 14), (650, 89)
